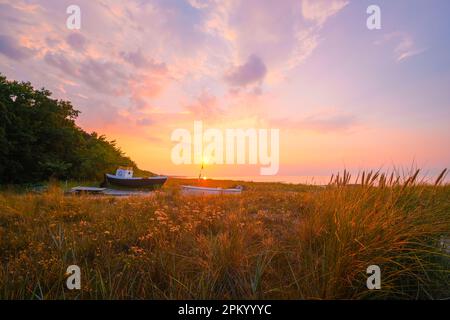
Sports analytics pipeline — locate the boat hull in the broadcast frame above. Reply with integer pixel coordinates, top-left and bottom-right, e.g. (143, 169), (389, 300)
(104, 174), (168, 189)
(181, 185), (242, 195)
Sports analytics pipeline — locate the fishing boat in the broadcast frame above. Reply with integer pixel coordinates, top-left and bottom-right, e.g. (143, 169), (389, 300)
(181, 185), (243, 195)
(102, 167), (168, 189)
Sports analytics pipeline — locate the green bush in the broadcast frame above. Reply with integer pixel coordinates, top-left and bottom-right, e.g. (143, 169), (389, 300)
(0, 74), (151, 183)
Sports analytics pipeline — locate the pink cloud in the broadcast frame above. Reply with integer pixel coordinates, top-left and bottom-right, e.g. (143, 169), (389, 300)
(66, 33), (87, 52)
(224, 54), (267, 87)
(184, 90), (223, 119)
(375, 32), (427, 62)
(0, 34), (36, 60)
(301, 0), (349, 26)
(120, 49), (167, 72)
(272, 112), (359, 133)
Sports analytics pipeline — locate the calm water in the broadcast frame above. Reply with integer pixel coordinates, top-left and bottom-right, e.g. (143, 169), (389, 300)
(180, 174), (449, 185)
(185, 176), (332, 185)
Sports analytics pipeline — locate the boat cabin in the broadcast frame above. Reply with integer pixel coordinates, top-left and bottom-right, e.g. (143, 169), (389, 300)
(116, 167), (133, 178)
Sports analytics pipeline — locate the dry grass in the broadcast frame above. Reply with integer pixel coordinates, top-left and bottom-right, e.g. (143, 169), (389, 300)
(0, 173), (449, 300)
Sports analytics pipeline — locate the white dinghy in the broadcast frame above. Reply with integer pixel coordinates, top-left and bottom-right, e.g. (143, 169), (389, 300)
(181, 185), (243, 195)
(181, 158), (243, 195)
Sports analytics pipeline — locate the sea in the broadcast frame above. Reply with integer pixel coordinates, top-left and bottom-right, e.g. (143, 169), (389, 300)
(177, 174), (449, 185)
(180, 176), (332, 185)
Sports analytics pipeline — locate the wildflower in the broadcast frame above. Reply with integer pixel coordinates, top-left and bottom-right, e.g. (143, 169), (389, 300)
(130, 246), (145, 255)
(79, 220), (88, 227)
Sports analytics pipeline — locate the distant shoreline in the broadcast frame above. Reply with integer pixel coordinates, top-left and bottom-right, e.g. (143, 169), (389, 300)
(167, 175), (449, 185)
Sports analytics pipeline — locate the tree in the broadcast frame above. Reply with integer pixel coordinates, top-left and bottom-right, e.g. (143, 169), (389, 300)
(0, 74), (152, 183)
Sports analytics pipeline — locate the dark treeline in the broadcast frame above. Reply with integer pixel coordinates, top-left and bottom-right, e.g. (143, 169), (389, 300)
(0, 74), (152, 184)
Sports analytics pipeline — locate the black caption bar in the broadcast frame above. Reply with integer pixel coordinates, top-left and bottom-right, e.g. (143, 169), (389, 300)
(0, 300), (441, 319)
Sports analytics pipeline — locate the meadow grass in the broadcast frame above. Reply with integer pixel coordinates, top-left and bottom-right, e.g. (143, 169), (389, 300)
(0, 173), (449, 299)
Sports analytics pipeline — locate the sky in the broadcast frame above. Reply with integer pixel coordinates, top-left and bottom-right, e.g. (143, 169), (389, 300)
(1, 0), (449, 179)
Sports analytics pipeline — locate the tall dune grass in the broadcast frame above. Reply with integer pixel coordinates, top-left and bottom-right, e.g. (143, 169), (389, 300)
(0, 172), (449, 299)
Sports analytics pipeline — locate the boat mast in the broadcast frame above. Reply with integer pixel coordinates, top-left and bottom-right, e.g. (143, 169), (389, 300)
(198, 161), (204, 180)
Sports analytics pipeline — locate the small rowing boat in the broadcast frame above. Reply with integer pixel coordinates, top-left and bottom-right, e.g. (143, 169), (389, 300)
(181, 185), (243, 195)
(70, 186), (106, 194)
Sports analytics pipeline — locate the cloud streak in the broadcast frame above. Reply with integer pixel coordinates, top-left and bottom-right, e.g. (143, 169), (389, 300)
(0, 34), (35, 60)
(376, 32), (427, 62)
(273, 112), (359, 133)
(301, 0), (349, 26)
